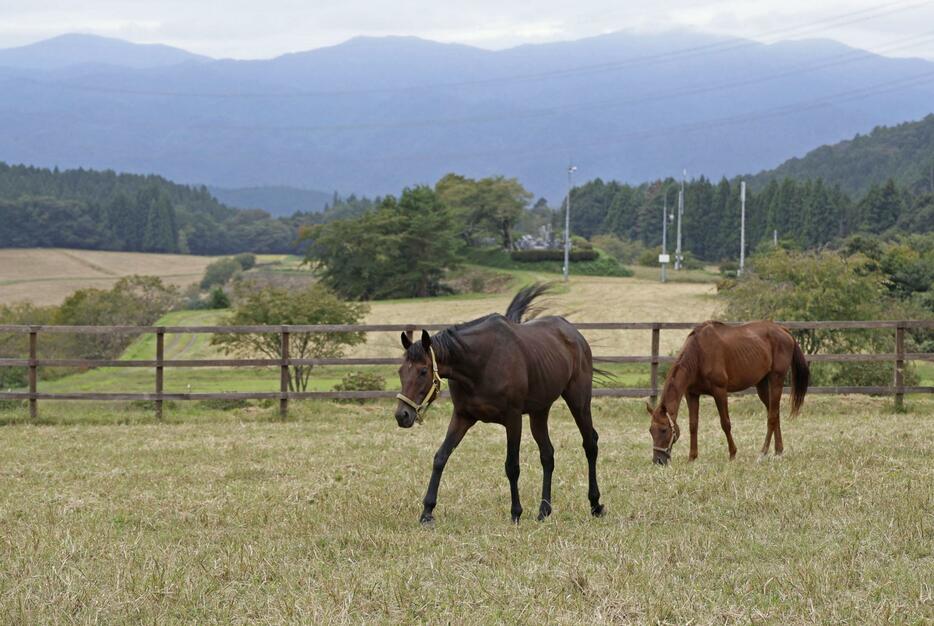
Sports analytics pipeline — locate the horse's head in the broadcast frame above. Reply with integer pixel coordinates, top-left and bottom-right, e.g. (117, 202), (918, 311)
(646, 401), (680, 465)
(395, 330), (441, 428)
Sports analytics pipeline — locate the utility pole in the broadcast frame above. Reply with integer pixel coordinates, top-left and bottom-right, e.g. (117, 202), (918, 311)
(773, 229), (778, 246)
(675, 169), (685, 270)
(661, 193), (669, 283)
(739, 180), (746, 276)
(563, 164), (577, 282)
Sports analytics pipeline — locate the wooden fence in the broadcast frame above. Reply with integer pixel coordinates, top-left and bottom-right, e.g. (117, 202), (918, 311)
(1, 320), (932, 418)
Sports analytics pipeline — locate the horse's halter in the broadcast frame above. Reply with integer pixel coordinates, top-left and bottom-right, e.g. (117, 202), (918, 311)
(396, 346), (443, 424)
(653, 412), (680, 458)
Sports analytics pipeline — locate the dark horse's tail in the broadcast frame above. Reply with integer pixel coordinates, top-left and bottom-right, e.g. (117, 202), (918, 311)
(790, 340), (810, 417)
(505, 282), (552, 323)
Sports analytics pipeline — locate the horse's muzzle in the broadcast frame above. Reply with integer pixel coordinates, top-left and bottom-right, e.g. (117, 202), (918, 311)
(653, 452), (670, 465)
(395, 406), (416, 428)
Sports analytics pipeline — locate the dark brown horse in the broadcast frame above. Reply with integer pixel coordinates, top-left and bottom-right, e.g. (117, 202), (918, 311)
(395, 284), (604, 524)
(646, 320), (809, 464)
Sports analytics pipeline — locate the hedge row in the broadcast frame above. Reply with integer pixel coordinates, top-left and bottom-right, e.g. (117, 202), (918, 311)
(510, 249), (598, 263)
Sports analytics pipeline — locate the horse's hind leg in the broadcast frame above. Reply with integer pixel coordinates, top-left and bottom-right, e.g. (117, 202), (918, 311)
(563, 383), (604, 517)
(768, 373), (785, 456)
(529, 408), (555, 521)
(756, 378), (774, 457)
(712, 388), (738, 459)
(504, 413), (523, 523)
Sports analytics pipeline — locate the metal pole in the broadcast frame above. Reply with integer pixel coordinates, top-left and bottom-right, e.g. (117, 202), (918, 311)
(739, 181), (746, 276)
(675, 169), (685, 270)
(661, 193), (668, 283)
(563, 164), (576, 282)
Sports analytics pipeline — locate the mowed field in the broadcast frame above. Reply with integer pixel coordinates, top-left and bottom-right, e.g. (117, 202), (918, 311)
(0, 396), (931, 623)
(0, 248), (221, 305)
(1, 250), (932, 622)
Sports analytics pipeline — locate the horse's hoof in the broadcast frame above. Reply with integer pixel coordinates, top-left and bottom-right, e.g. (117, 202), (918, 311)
(511, 512), (522, 524)
(537, 502), (552, 521)
(591, 503), (606, 518)
(757, 452), (768, 463)
(419, 513), (434, 526)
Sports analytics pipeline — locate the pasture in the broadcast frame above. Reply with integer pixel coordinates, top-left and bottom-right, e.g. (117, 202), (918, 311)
(0, 249), (222, 305)
(0, 395), (931, 623)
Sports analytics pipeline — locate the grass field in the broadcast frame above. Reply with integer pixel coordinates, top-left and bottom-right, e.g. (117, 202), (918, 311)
(0, 395), (930, 623)
(0, 248), (224, 306)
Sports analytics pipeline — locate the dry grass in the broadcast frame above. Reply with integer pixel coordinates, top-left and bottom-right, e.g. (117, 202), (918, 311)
(0, 395), (930, 623)
(0, 248), (219, 305)
(358, 273), (719, 358)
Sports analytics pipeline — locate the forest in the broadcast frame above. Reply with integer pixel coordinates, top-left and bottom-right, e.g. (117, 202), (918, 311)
(0, 163), (300, 254)
(566, 176), (933, 262)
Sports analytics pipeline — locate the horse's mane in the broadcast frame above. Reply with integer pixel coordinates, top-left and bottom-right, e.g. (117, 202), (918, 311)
(405, 283), (552, 364)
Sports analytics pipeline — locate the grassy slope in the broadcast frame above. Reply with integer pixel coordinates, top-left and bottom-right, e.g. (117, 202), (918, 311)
(0, 248), (222, 306)
(0, 396), (930, 622)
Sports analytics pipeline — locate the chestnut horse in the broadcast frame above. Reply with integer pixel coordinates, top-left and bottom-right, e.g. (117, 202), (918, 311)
(646, 320), (809, 464)
(394, 284), (604, 524)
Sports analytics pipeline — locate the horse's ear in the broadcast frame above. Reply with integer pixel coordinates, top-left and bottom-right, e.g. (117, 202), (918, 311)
(401, 331), (413, 349)
(645, 401), (654, 415)
(420, 329), (431, 352)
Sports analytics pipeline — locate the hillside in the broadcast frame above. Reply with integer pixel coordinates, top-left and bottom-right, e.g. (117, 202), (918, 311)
(747, 114), (934, 196)
(1, 32), (934, 199)
(0, 162), (301, 254)
(0, 248), (219, 305)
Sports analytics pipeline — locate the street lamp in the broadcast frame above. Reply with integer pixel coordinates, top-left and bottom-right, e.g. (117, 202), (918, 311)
(563, 164), (577, 282)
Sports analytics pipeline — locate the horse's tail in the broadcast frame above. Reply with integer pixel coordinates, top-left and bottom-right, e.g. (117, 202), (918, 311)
(505, 282), (552, 323)
(789, 339), (810, 418)
(592, 366), (617, 386)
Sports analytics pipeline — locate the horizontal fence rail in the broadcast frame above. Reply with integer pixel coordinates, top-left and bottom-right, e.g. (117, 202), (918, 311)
(1, 320), (932, 418)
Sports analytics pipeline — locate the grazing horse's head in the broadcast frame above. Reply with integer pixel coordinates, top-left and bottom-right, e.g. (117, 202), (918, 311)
(646, 401), (680, 465)
(395, 330), (441, 428)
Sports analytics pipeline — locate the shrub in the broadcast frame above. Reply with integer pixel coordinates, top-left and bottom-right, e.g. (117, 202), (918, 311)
(206, 287), (230, 309)
(510, 249), (597, 262)
(200, 258), (242, 290)
(333, 371), (386, 402)
(591, 234), (645, 264)
(234, 253), (257, 271)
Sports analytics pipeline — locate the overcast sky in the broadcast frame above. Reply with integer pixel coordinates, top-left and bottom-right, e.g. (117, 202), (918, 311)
(1, 0), (933, 60)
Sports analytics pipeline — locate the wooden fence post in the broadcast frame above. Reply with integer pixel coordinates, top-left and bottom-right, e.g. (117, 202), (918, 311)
(650, 324), (661, 406)
(280, 328), (290, 419)
(894, 322), (905, 411)
(28, 327), (38, 418)
(155, 328), (165, 419)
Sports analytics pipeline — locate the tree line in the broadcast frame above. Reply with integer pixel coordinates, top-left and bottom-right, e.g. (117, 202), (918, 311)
(567, 176), (933, 262)
(0, 162), (301, 254)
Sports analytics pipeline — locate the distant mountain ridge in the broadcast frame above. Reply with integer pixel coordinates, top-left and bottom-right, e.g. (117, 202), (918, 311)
(747, 114), (934, 196)
(208, 185), (331, 216)
(1, 32), (934, 199)
(0, 33), (209, 70)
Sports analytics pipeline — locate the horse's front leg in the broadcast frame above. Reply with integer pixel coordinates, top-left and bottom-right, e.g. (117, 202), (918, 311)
(421, 412), (474, 524)
(687, 393), (700, 461)
(504, 414), (523, 523)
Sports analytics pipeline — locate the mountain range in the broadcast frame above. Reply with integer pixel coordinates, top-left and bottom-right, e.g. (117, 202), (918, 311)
(1, 32), (933, 200)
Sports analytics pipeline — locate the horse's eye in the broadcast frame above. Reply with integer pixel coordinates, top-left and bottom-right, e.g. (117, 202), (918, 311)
(419, 368), (428, 376)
